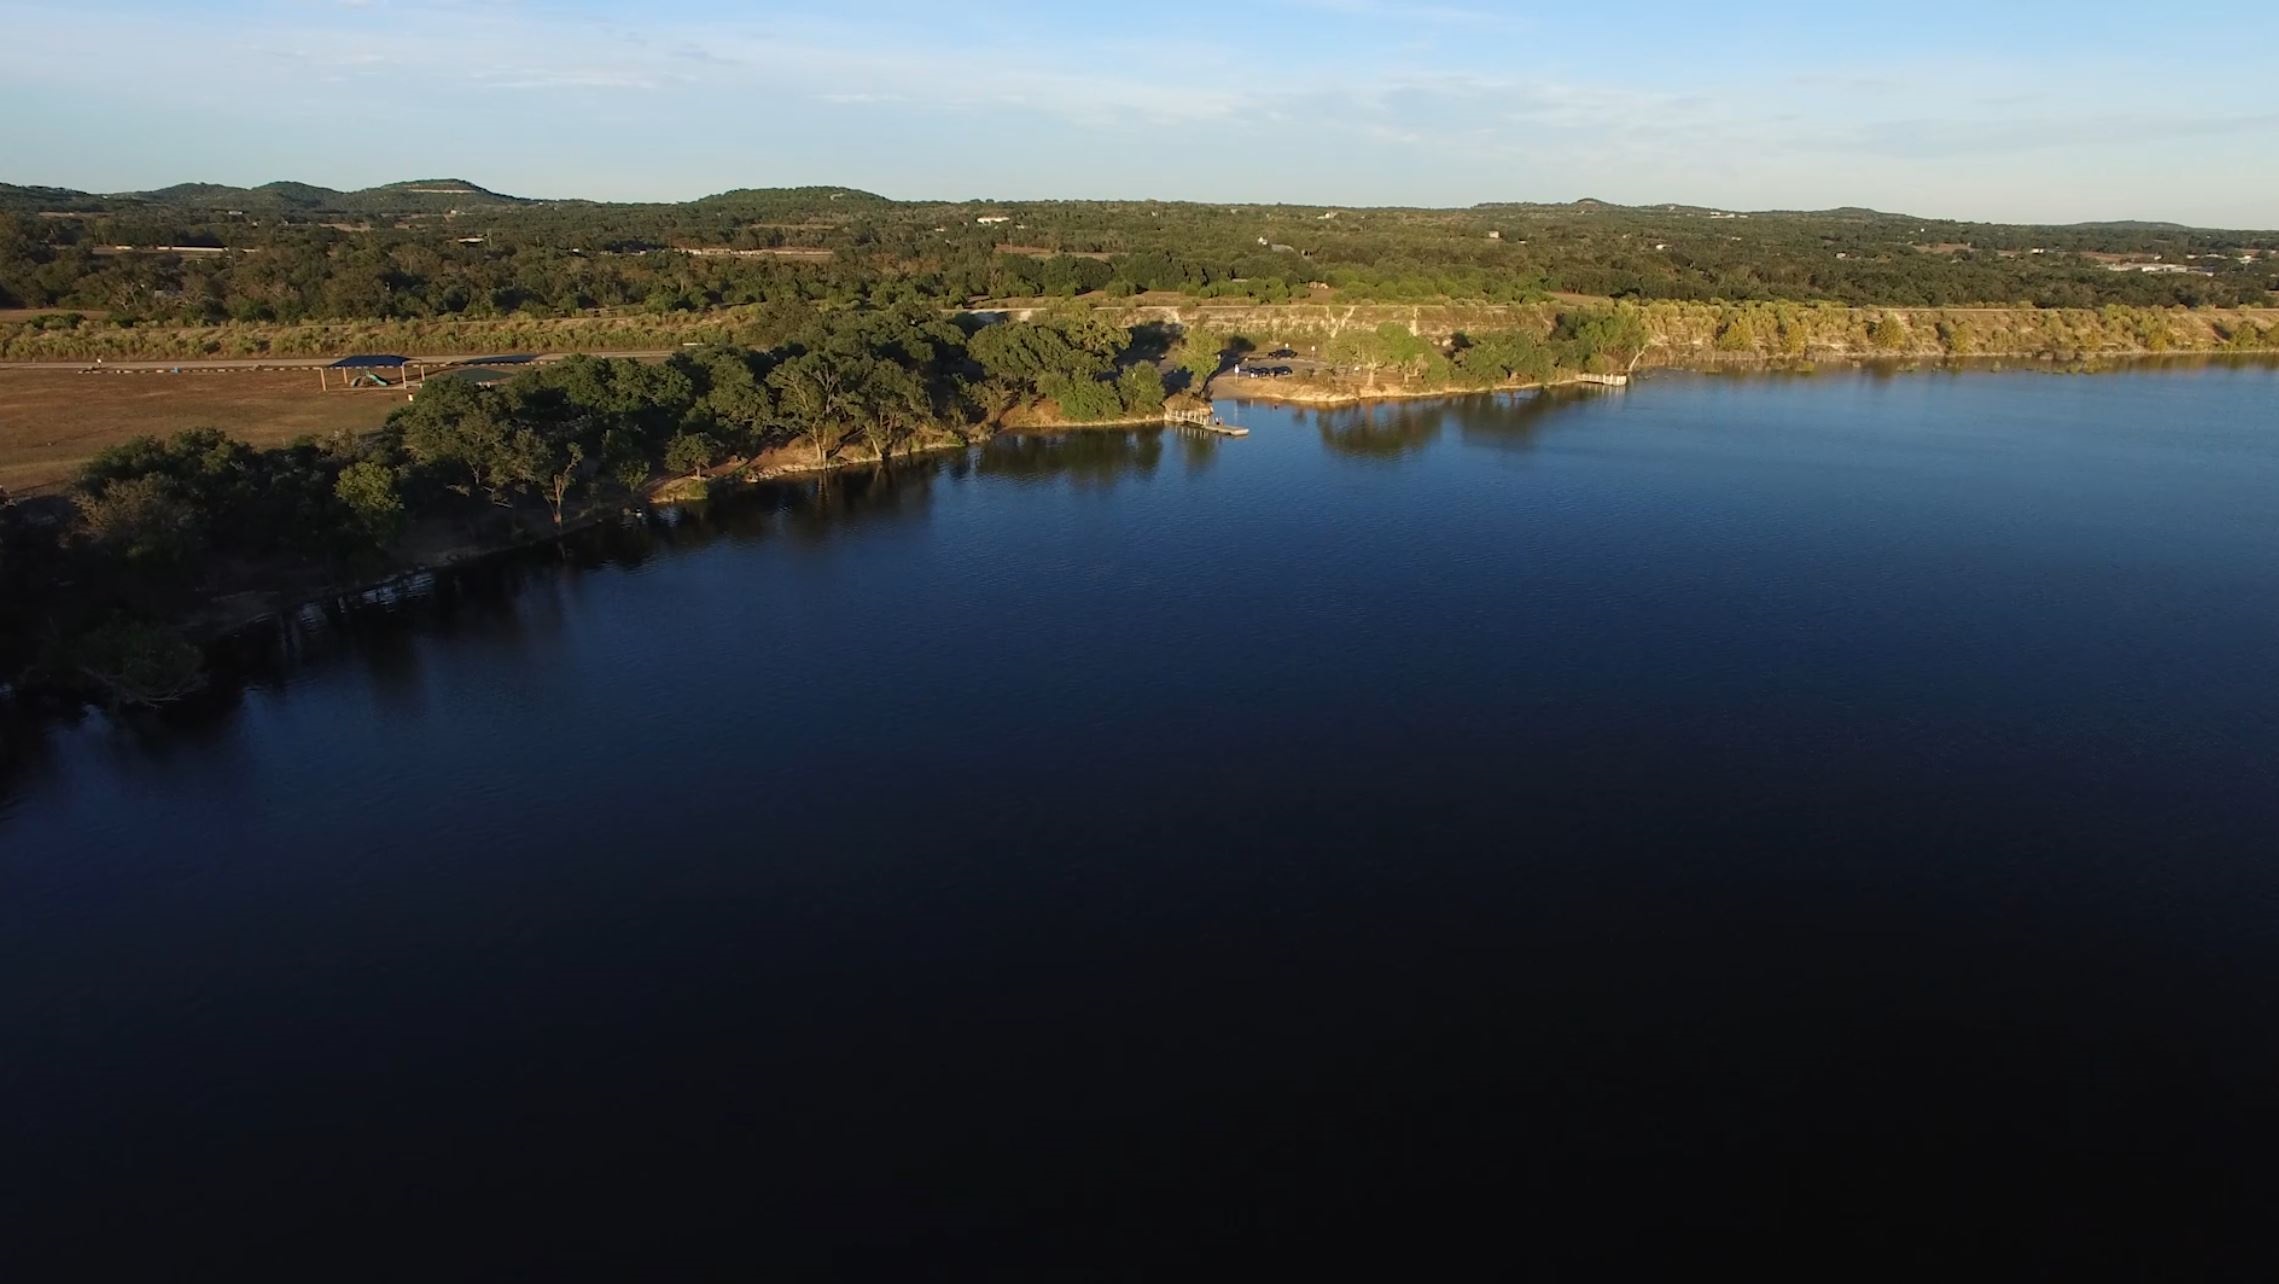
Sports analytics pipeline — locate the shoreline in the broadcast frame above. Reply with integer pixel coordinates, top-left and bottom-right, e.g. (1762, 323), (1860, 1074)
(185, 414), (1167, 642)
(1212, 371), (1614, 407)
(11, 349), (2274, 715)
(188, 348), (2279, 629)
(1207, 349), (2279, 408)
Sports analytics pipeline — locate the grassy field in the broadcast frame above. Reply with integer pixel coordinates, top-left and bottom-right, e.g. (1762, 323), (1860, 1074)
(0, 368), (404, 493)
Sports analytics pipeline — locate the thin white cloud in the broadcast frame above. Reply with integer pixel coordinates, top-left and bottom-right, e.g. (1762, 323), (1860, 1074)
(1273, 0), (1529, 28)
(482, 70), (660, 91)
(1844, 110), (2279, 159)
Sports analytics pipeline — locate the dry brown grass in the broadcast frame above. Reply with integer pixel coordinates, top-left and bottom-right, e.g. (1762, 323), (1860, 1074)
(0, 368), (402, 493)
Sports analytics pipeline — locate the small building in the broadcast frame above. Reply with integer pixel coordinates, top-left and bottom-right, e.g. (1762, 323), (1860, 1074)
(976, 216), (1012, 226)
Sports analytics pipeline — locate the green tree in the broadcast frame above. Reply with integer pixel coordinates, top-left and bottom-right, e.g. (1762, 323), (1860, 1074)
(1325, 326), (1390, 391)
(77, 474), (200, 568)
(602, 428), (652, 495)
(1328, 322), (1435, 391)
(67, 616), (206, 709)
(1175, 327), (1228, 392)
(957, 376), (1021, 427)
(496, 428), (557, 501)
(1552, 308), (1650, 373)
(542, 442), (585, 529)
(1453, 329), (1556, 385)
(1714, 313), (1759, 353)
(665, 431), (718, 477)
(968, 312), (1123, 385)
(333, 460), (404, 546)
(396, 378), (517, 499)
(856, 363), (929, 465)
(1115, 364), (1166, 415)
(768, 350), (873, 468)
(1038, 373), (1123, 423)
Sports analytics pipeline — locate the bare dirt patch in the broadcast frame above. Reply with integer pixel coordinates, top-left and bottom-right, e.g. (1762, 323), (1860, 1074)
(0, 308), (111, 323)
(679, 247), (834, 261)
(0, 368), (402, 493)
(996, 246), (1115, 261)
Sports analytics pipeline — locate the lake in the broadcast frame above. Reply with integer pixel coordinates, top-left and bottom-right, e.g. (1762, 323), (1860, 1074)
(6, 363), (2278, 1274)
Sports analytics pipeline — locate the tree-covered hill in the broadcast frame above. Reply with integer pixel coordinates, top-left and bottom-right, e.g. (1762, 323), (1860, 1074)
(1, 178), (2272, 326)
(5, 178), (536, 216)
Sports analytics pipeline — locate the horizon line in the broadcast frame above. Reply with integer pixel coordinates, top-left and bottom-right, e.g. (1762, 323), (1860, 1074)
(8, 173), (2274, 234)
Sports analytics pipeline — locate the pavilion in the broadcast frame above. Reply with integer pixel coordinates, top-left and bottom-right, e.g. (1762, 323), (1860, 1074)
(319, 354), (428, 391)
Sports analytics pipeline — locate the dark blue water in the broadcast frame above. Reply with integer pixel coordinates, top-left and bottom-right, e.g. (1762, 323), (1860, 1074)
(6, 365), (2278, 1275)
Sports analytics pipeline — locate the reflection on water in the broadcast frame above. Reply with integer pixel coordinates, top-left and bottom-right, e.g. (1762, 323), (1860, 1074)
(0, 395), (1580, 808)
(0, 425), (1212, 798)
(1311, 401), (1448, 460)
(1455, 387), (1597, 453)
(975, 426), (1173, 486)
(1306, 387), (1601, 461)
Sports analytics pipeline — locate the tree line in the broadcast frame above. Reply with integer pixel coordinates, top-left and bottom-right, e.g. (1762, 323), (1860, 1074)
(5, 188), (2274, 335)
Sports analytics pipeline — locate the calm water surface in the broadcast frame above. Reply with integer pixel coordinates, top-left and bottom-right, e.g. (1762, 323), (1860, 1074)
(5, 365), (2278, 1273)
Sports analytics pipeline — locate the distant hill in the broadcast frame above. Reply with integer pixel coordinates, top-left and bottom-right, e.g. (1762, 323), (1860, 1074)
(333, 179), (534, 213)
(1472, 198), (1631, 213)
(1469, 198), (1914, 222)
(2067, 219), (2194, 232)
(686, 186), (892, 216)
(1460, 199), (2278, 235)
(0, 178), (536, 216)
(0, 183), (109, 214)
(0, 179), (2262, 234)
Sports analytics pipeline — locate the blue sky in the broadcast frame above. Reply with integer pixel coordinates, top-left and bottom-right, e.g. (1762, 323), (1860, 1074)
(4, 0), (2275, 226)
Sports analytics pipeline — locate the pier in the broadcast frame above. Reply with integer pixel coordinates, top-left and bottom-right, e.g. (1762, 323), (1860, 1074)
(1165, 407), (1250, 437)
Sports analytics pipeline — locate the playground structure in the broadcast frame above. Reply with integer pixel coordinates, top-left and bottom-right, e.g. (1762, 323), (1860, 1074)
(318, 354), (428, 391)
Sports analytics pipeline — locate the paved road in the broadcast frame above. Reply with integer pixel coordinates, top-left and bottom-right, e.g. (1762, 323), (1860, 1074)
(0, 350), (684, 372)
